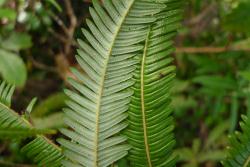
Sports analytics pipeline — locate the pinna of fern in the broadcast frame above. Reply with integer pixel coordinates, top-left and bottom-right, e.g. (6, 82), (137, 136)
(0, 81), (31, 138)
(58, 0), (176, 166)
(222, 115), (250, 167)
(125, 1), (182, 166)
(0, 80), (56, 138)
(0, 80), (64, 166)
(22, 136), (64, 167)
(0, 80), (15, 107)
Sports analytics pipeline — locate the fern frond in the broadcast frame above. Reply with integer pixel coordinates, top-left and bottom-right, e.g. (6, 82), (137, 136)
(0, 80), (64, 166)
(125, 1), (182, 166)
(0, 81), (30, 138)
(222, 115), (250, 167)
(0, 93), (55, 139)
(0, 80), (15, 107)
(22, 136), (64, 167)
(59, 0), (169, 166)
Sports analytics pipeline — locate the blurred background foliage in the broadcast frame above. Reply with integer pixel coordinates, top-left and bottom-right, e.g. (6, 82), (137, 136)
(0, 0), (250, 166)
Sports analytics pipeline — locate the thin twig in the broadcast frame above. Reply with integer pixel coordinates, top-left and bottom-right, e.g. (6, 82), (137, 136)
(63, 0), (77, 56)
(48, 28), (68, 43)
(48, 11), (69, 36)
(30, 57), (58, 73)
(175, 46), (250, 54)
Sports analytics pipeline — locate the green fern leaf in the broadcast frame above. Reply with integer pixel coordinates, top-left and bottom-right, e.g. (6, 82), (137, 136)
(222, 115), (250, 167)
(0, 101), (31, 138)
(22, 136), (64, 167)
(59, 0), (170, 166)
(125, 1), (182, 166)
(0, 80), (64, 166)
(0, 82), (56, 139)
(0, 80), (15, 107)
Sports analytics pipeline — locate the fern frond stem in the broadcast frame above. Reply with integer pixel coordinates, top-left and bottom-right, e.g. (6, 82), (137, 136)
(93, 1), (134, 166)
(0, 103), (31, 126)
(41, 135), (62, 150)
(141, 29), (152, 167)
(0, 100), (62, 151)
(243, 155), (250, 167)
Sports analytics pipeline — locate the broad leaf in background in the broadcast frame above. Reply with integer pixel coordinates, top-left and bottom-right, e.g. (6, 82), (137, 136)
(0, 49), (27, 87)
(188, 56), (223, 74)
(0, 0), (6, 6)
(0, 8), (16, 21)
(0, 32), (31, 87)
(239, 71), (250, 81)
(192, 75), (237, 96)
(1, 32), (32, 51)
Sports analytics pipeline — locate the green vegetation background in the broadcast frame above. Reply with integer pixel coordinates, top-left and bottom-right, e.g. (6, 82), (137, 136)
(0, 0), (250, 166)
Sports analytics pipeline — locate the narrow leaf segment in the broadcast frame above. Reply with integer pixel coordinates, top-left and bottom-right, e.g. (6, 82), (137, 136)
(125, 0), (183, 166)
